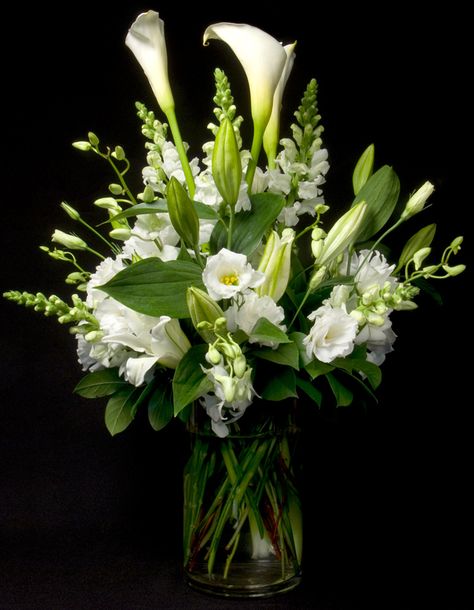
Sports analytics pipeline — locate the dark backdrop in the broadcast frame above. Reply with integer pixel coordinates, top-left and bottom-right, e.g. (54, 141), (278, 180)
(1, 3), (472, 609)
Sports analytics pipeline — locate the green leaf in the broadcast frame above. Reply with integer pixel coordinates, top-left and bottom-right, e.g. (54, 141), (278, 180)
(295, 376), (322, 406)
(251, 341), (300, 370)
(305, 359), (334, 380)
(210, 192), (285, 255)
(148, 385), (174, 431)
(74, 368), (128, 398)
(352, 165), (400, 242)
(290, 331), (312, 367)
(326, 373), (353, 407)
(395, 223), (437, 273)
(250, 318), (291, 345)
(332, 356), (382, 390)
(104, 387), (138, 436)
(107, 200), (218, 225)
(98, 258), (204, 318)
(173, 345), (213, 416)
(352, 144), (375, 195)
(261, 368), (298, 401)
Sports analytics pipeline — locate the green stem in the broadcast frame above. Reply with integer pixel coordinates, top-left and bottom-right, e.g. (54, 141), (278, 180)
(226, 206), (235, 250)
(354, 218), (404, 278)
(288, 287), (311, 330)
(99, 152), (137, 206)
(165, 108), (196, 198)
(85, 246), (106, 260)
(78, 218), (118, 254)
(245, 124), (264, 192)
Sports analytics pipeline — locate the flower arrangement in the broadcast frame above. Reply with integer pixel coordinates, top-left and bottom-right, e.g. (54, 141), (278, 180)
(3, 10), (466, 594)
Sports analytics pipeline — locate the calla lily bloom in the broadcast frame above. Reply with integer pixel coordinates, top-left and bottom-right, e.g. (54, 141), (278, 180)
(126, 11), (195, 196)
(203, 23), (287, 186)
(126, 11), (174, 114)
(263, 42), (297, 169)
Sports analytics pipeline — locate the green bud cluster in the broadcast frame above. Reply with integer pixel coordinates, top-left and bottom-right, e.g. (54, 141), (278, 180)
(208, 68), (243, 147)
(291, 79), (324, 165)
(3, 291), (98, 328)
(136, 101), (168, 151)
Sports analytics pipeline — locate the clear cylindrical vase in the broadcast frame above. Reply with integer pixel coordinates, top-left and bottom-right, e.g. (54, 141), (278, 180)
(183, 400), (302, 598)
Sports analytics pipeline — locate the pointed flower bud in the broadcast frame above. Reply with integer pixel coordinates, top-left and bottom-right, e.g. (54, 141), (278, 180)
(315, 202), (367, 266)
(126, 11), (175, 114)
(60, 202), (81, 221)
(413, 247), (431, 270)
(187, 287), (225, 343)
(401, 181), (434, 220)
(166, 177), (199, 248)
(212, 117), (242, 207)
(352, 144), (375, 195)
(256, 228), (295, 302)
(109, 228), (132, 241)
(51, 230), (87, 250)
(442, 264), (466, 277)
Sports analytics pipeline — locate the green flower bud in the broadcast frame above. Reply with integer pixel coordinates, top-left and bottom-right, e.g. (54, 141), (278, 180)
(60, 201), (81, 221)
(51, 230), (87, 250)
(187, 287), (225, 342)
(113, 145), (125, 161)
(450, 236), (463, 253)
(212, 117), (242, 207)
(141, 184), (156, 203)
(314, 204), (330, 215)
(442, 264), (466, 277)
(352, 143), (374, 195)
(72, 141), (92, 151)
(109, 183), (124, 195)
(166, 177), (199, 249)
(233, 354), (247, 378)
(214, 374), (237, 403)
(207, 345), (223, 365)
(94, 197), (120, 210)
(309, 265), (327, 292)
(109, 228), (132, 241)
(88, 132), (99, 147)
(413, 247), (431, 270)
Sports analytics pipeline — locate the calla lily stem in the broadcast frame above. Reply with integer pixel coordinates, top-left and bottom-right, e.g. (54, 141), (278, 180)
(165, 108), (196, 198)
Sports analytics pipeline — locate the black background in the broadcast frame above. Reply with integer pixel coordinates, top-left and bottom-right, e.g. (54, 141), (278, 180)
(1, 2), (472, 608)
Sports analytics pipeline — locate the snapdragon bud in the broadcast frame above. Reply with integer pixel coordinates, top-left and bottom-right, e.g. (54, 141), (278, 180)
(401, 181), (434, 220)
(212, 117), (242, 207)
(51, 230), (87, 250)
(166, 177), (199, 249)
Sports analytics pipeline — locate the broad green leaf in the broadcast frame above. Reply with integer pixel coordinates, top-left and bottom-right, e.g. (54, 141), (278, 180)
(352, 165), (400, 242)
(290, 332), (312, 367)
(99, 258), (204, 318)
(251, 341), (300, 370)
(148, 385), (174, 431)
(305, 359), (334, 380)
(295, 377), (322, 406)
(210, 192), (285, 255)
(107, 200), (218, 224)
(326, 373), (353, 407)
(332, 356), (382, 390)
(173, 345), (213, 416)
(395, 223), (437, 273)
(261, 368), (298, 401)
(104, 387), (138, 436)
(74, 368), (127, 398)
(250, 318), (291, 345)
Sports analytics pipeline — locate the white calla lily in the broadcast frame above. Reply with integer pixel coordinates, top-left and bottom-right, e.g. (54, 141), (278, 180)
(126, 11), (174, 113)
(263, 42), (297, 168)
(203, 22), (287, 187)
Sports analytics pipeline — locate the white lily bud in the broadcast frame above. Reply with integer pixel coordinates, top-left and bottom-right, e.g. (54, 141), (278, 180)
(256, 228), (295, 302)
(316, 202), (367, 266)
(401, 181), (434, 220)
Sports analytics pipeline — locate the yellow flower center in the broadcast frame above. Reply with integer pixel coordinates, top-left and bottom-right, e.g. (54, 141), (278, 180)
(220, 274), (239, 286)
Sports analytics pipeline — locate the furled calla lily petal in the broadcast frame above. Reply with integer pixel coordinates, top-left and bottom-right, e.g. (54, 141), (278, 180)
(203, 23), (287, 136)
(126, 10), (174, 114)
(263, 42), (297, 168)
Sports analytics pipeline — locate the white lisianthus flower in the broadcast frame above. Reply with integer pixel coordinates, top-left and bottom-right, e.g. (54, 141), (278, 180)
(355, 316), (397, 366)
(225, 292), (286, 347)
(343, 249), (397, 294)
(202, 249), (264, 300)
(303, 304), (358, 363)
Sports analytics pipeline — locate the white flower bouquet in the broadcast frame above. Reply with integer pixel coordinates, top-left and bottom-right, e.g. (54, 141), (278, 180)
(3, 10), (465, 594)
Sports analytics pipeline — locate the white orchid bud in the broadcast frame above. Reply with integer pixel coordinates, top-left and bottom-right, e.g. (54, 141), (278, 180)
(51, 230), (87, 250)
(126, 11), (174, 114)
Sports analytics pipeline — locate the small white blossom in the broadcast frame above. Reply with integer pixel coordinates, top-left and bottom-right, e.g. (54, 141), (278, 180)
(86, 257), (126, 308)
(342, 249), (397, 294)
(120, 213), (180, 262)
(225, 292), (286, 347)
(202, 249), (264, 300)
(355, 317), (397, 366)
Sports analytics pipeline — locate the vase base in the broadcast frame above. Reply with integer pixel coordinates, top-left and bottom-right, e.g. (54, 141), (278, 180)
(184, 561), (302, 598)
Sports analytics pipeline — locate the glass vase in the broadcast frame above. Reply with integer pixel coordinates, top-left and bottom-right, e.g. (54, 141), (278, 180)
(183, 400), (302, 598)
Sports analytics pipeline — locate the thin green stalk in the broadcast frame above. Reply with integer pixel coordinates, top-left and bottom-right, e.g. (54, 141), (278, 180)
(165, 108), (196, 198)
(98, 151), (137, 206)
(85, 246), (106, 260)
(77, 218), (118, 254)
(226, 206), (235, 250)
(245, 124), (264, 192)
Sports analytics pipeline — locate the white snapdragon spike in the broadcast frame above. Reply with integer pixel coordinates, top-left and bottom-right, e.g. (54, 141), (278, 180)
(225, 292), (286, 347)
(143, 143), (200, 196)
(203, 23), (287, 139)
(86, 257), (126, 308)
(303, 304), (358, 363)
(202, 249), (264, 300)
(126, 11), (174, 114)
(263, 42), (297, 166)
(120, 214), (180, 262)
